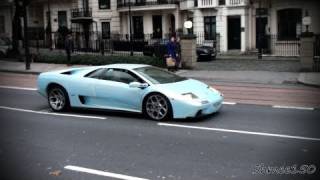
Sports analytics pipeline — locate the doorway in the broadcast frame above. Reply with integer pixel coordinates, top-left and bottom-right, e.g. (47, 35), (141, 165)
(132, 16), (144, 39)
(256, 17), (268, 49)
(152, 15), (162, 39)
(227, 16), (241, 50)
(170, 14), (175, 35)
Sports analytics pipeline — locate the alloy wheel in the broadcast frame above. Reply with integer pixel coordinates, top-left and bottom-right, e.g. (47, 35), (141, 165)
(48, 88), (66, 111)
(145, 94), (169, 120)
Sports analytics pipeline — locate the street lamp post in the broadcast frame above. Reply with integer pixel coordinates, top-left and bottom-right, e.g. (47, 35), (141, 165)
(18, 0), (31, 70)
(47, 0), (52, 50)
(128, 0), (133, 56)
(257, 0), (262, 59)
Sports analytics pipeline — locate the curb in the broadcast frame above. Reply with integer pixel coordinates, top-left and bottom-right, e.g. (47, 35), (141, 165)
(297, 73), (320, 88)
(0, 69), (41, 75)
(178, 76), (299, 86)
(297, 80), (320, 88)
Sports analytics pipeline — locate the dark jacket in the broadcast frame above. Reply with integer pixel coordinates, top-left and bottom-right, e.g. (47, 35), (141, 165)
(65, 36), (73, 53)
(166, 41), (177, 59)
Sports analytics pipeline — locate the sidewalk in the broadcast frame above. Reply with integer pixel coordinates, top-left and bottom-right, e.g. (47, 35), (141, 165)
(0, 59), (319, 87)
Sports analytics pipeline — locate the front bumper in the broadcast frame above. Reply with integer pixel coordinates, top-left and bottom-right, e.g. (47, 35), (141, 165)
(171, 96), (224, 119)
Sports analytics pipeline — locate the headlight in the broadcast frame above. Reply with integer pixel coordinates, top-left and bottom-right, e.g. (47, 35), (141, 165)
(209, 86), (223, 97)
(181, 93), (198, 100)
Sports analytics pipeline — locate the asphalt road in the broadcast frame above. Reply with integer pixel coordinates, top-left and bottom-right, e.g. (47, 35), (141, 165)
(1, 87), (320, 180)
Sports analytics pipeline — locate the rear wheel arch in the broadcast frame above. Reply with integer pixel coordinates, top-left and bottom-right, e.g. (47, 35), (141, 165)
(46, 83), (66, 94)
(46, 83), (70, 111)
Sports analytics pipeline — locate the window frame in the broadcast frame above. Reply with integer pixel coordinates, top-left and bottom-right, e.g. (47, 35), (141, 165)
(277, 8), (302, 41)
(204, 16), (216, 40)
(0, 15), (6, 34)
(57, 11), (68, 28)
(99, 0), (111, 10)
(218, 0), (225, 6)
(101, 22), (111, 39)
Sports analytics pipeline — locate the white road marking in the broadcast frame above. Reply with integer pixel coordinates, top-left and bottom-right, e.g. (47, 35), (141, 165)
(0, 106), (107, 120)
(158, 123), (320, 142)
(272, 105), (314, 111)
(0, 85), (37, 91)
(222, 102), (237, 105)
(64, 165), (149, 180)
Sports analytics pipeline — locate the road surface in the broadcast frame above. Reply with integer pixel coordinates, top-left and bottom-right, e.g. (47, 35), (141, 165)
(0, 73), (319, 180)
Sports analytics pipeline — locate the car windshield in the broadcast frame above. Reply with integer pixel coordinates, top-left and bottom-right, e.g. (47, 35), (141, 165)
(134, 66), (187, 84)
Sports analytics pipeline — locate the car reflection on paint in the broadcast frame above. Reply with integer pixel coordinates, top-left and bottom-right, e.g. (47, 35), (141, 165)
(37, 64), (223, 121)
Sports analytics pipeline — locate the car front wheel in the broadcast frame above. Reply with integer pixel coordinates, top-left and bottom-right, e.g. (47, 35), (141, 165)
(143, 93), (172, 121)
(47, 86), (69, 112)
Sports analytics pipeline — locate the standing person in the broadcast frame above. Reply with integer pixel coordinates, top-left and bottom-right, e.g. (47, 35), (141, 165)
(166, 36), (177, 71)
(65, 32), (73, 66)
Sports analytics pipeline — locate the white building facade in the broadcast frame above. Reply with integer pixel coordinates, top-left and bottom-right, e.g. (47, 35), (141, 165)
(0, 0), (319, 55)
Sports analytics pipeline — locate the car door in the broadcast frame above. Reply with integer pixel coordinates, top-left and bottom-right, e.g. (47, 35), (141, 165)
(93, 68), (147, 112)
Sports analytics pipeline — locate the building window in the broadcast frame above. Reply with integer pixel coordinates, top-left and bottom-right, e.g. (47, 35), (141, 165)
(277, 8), (302, 40)
(99, 0), (110, 9)
(58, 11), (67, 28)
(219, 0), (225, 5)
(0, 16), (5, 34)
(101, 22), (110, 39)
(204, 16), (216, 40)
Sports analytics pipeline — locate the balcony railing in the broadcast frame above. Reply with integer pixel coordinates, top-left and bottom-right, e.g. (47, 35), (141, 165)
(71, 8), (92, 18)
(198, 0), (217, 8)
(197, 0), (247, 8)
(227, 0), (246, 6)
(117, 0), (179, 8)
(180, 0), (195, 10)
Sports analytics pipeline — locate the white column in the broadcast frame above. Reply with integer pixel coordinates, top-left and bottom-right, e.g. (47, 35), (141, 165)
(216, 8), (226, 52)
(111, 12), (120, 33)
(120, 13), (128, 34)
(251, 7), (256, 50)
(143, 13), (153, 35)
(241, 14), (246, 52)
(193, 9), (203, 34)
(162, 14), (168, 37)
(174, 9), (181, 31)
(269, 7), (277, 35)
(218, 8), (227, 52)
(181, 12), (188, 34)
(127, 13), (131, 36)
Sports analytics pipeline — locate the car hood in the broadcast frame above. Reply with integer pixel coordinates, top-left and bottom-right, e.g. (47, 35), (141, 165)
(155, 79), (220, 99)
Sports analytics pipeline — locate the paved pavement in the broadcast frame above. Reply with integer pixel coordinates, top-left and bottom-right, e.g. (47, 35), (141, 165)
(196, 58), (301, 72)
(176, 70), (299, 85)
(0, 86), (320, 180)
(1, 59), (320, 87)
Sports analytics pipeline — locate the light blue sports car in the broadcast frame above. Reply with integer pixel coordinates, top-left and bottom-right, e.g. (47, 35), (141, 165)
(37, 64), (223, 121)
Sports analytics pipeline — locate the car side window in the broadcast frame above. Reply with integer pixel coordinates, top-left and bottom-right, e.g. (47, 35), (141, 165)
(100, 69), (141, 84)
(85, 68), (105, 79)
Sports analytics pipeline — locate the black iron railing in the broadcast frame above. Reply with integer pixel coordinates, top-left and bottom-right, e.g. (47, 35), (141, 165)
(117, 0), (179, 8)
(71, 8), (92, 18)
(25, 30), (220, 56)
(264, 34), (300, 57)
(314, 34), (320, 72)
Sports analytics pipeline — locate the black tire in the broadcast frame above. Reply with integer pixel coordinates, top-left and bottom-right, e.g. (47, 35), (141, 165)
(47, 85), (70, 112)
(143, 93), (173, 121)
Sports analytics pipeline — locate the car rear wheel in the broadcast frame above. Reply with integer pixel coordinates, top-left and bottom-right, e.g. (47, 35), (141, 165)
(47, 86), (69, 112)
(144, 93), (172, 121)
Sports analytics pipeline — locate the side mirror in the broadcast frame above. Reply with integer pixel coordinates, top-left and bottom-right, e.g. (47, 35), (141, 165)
(129, 82), (148, 89)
